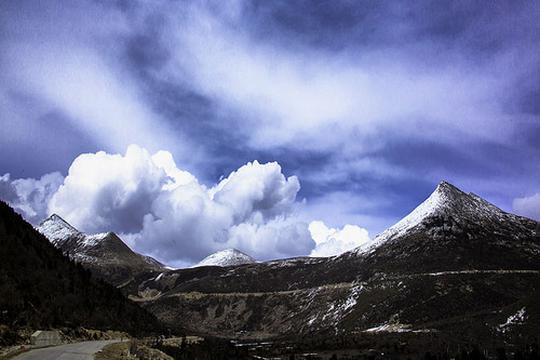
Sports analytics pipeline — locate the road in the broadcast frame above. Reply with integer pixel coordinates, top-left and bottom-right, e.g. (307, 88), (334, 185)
(14, 340), (121, 360)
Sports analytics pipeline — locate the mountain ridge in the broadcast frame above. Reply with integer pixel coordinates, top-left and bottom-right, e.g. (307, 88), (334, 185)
(119, 180), (540, 343)
(37, 214), (165, 286)
(14, 181), (539, 346)
(0, 201), (161, 337)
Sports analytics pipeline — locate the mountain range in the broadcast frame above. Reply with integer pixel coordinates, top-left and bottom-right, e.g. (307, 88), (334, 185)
(114, 181), (540, 344)
(4, 180), (539, 350)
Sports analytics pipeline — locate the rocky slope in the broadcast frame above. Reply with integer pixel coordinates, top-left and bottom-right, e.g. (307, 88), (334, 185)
(37, 214), (164, 286)
(122, 181), (540, 345)
(194, 248), (256, 267)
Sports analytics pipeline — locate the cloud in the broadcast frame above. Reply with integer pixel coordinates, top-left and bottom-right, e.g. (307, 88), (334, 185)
(132, 158), (308, 264)
(3, 43), (188, 158)
(48, 145), (168, 234)
(309, 221), (370, 257)
(159, 0), (524, 153)
(0, 145), (373, 263)
(513, 194), (540, 221)
(2, 1), (538, 265)
(210, 161), (300, 223)
(34, 145), (314, 265)
(227, 218), (312, 260)
(0, 0), (196, 172)
(0, 172), (64, 224)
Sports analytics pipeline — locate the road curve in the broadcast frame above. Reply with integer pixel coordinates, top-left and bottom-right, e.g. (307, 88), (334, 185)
(14, 340), (121, 360)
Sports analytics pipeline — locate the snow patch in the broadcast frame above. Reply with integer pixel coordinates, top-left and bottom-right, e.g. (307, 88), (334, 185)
(364, 323), (433, 333)
(155, 272), (165, 281)
(84, 232), (109, 247)
(498, 307), (527, 333)
(316, 284), (365, 326)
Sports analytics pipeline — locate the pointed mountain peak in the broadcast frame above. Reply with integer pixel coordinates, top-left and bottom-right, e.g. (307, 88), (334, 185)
(436, 180), (462, 193)
(433, 180), (470, 200)
(37, 214), (81, 243)
(41, 213), (77, 230)
(412, 180), (504, 218)
(431, 180), (506, 216)
(194, 248), (256, 267)
(353, 181), (509, 255)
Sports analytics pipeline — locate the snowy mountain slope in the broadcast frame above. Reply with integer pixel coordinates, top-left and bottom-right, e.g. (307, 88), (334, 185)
(37, 213), (82, 245)
(194, 248), (256, 267)
(37, 214), (164, 285)
(352, 180), (539, 256)
(37, 215), (116, 258)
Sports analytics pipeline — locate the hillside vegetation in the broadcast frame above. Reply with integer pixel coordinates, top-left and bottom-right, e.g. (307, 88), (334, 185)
(0, 201), (161, 342)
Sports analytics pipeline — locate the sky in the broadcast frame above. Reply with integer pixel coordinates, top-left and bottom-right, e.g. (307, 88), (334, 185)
(1, 0), (539, 267)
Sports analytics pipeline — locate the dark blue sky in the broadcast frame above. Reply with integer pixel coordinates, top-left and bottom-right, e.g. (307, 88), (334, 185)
(1, 1), (540, 264)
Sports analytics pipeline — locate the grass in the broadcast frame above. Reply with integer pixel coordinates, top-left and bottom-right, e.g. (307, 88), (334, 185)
(94, 342), (131, 360)
(95, 341), (173, 360)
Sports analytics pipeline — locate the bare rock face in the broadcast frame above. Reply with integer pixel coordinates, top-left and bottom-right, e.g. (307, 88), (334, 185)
(122, 181), (540, 344)
(37, 214), (164, 286)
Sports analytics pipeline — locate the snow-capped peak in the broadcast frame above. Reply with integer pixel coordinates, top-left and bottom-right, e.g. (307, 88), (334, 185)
(37, 215), (110, 249)
(352, 180), (509, 255)
(374, 181), (453, 240)
(194, 248), (256, 267)
(37, 214), (81, 244)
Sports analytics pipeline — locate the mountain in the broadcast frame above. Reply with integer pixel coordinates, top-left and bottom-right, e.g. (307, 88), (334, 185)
(347, 180), (540, 274)
(37, 214), (164, 286)
(0, 201), (161, 339)
(120, 181), (540, 349)
(194, 248), (256, 267)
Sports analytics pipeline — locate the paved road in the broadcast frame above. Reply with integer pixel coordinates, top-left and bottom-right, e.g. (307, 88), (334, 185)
(14, 340), (121, 360)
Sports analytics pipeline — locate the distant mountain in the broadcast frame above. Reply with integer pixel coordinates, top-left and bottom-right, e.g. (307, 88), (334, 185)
(194, 248), (255, 267)
(121, 181), (540, 348)
(37, 214), (164, 286)
(0, 201), (161, 338)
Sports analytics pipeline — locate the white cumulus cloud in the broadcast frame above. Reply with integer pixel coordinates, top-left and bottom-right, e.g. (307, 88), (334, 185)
(210, 161), (300, 223)
(309, 221), (370, 257)
(227, 218), (312, 260)
(132, 158), (308, 264)
(38, 145), (314, 265)
(49, 145), (168, 234)
(1, 144), (375, 265)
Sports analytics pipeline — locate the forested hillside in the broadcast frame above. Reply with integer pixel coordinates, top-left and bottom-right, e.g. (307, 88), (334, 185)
(0, 201), (161, 338)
